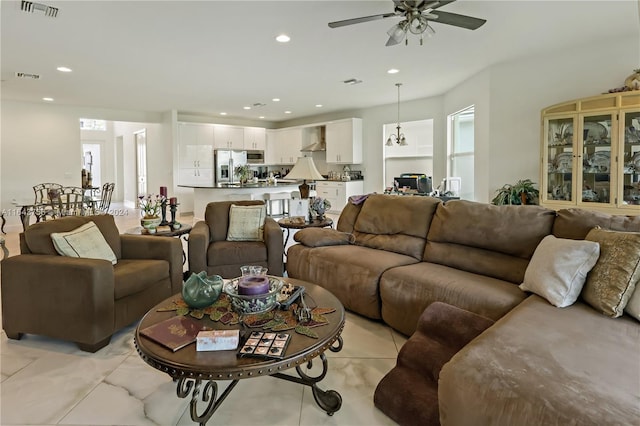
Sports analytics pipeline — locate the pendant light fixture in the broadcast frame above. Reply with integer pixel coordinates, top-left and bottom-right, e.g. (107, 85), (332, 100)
(386, 83), (408, 146)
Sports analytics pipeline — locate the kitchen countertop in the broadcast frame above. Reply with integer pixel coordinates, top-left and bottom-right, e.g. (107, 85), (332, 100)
(178, 181), (301, 189)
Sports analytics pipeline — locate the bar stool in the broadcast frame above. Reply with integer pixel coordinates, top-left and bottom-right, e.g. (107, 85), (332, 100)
(263, 192), (291, 217)
(0, 235), (8, 260)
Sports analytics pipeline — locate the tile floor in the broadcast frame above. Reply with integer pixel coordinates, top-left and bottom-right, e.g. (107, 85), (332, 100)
(0, 205), (407, 426)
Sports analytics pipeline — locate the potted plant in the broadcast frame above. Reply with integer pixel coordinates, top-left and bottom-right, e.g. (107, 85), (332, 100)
(234, 165), (252, 184)
(491, 179), (539, 205)
(138, 194), (164, 232)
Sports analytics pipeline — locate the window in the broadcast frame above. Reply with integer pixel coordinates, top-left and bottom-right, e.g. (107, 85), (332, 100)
(447, 106), (474, 200)
(79, 118), (106, 131)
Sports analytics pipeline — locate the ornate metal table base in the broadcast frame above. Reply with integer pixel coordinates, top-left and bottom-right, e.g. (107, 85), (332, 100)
(175, 335), (343, 425)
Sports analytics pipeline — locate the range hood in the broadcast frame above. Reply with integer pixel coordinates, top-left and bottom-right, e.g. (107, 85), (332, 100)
(301, 126), (326, 152)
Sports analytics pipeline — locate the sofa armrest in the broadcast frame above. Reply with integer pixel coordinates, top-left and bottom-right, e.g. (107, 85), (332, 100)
(293, 228), (354, 248)
(121, 235), (183, 294)
(1, 254), (115, 342)
(264, 217), (284, 276)
(188, 221), (210, 276)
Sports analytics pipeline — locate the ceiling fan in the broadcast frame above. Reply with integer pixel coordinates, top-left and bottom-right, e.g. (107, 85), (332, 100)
(328, 0), (486, 46)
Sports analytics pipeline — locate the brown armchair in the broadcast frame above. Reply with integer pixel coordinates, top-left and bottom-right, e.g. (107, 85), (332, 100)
(188, 200), (284, 278)
(1, 215), (183, 352)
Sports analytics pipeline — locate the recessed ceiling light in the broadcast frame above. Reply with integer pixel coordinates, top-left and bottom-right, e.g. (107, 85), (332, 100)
(387, 68), (399, 74)
(42, 97), (54, 102)
(272, 98), (280, 102)
(276, 34), (290, 43)
(220, 112), (227, 115)
(284, 110), (292, 114)
(259, 116), (265, 119)
(57, 66), (72, 72)
(315, 104), (323, 108)
(243, 106), (251, 110)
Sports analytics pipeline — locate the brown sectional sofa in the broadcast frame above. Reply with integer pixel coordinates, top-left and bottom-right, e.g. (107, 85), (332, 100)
(287, 194), (640, 425)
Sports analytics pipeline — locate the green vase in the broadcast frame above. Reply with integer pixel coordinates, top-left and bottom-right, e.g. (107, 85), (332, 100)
(182, 271), (223, 309)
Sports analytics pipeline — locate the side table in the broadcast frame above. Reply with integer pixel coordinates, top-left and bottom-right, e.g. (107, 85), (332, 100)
(277, 217), (334, 248)
(125, 224), (192, 267)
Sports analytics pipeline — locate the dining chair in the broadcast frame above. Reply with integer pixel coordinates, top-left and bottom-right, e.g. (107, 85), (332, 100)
(57, 186), (86, 216)
(96, 182), (115, 213)
(32, 183), (63, 220)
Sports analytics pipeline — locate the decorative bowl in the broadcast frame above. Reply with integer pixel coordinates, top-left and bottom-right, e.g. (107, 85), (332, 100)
(223, 276), (284, 315)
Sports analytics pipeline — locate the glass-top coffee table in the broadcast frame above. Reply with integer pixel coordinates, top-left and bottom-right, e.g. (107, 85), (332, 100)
(134, 277), (344, 425)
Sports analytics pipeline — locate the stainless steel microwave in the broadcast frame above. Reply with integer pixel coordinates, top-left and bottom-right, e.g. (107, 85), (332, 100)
(246, 150), (265, 164)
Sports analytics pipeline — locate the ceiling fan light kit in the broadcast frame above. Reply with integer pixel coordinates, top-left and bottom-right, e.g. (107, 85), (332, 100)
(329, 0), (486, 47)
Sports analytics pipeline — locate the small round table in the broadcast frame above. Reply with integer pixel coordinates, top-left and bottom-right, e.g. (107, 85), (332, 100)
(134, 278), (344, 425)
(277, 217), (333, 247)
(125, 224), (192, 266)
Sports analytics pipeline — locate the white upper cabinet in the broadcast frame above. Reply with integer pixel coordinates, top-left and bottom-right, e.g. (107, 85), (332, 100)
(326, 118), (362, 164)
(177, 123), (214, 186)
(244, 127), (266, 151)
(213, 125), (244, 150)
(265, 128), (302, 165)
(384, 119), (434, 158)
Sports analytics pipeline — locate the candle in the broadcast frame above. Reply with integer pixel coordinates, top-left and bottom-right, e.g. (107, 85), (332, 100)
(160, 186), (168, 197)
(238, 276), (270, 296)
(169, 197), (177, 205)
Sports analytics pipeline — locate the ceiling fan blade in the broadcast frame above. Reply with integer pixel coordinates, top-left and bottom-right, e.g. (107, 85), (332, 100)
(328, 12), (397, 28)
(427, 10), (486, 30)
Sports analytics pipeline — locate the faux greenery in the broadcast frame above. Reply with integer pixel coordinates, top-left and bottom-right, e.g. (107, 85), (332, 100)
(491, 179), (539, 205)
(234, 165), (252, 182)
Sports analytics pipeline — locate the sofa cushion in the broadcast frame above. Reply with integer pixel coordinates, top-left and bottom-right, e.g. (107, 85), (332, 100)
(582, 228), (640, 317)
(380, 262), (528, 336)
(293, 228), (354, 247)
(352, 194), (440, 260)
(553, 208), (640, 239)
(286, 243), (419, 319)
(23, 215), (122, 258)
(424, 201), (556, 283)
(114, 259), (169, 300)
(208, 240), (267, 267)
(51, 221), (118, 265)
(519, 235), (600, 308)
(438, 295), (640, 426)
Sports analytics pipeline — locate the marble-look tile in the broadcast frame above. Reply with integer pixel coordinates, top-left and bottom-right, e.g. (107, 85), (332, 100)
(300, 357), (397, 426)
(0, 352), (37, 383)
(391, 329), (409, 352)
(327, 312), (398, 359)
(0, 352), (127, 425)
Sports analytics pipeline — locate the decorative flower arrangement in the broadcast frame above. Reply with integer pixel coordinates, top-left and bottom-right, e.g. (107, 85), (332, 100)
(139, 194), (165, 218)
(310, 197), (331, 219)
(234, 165), (252, 183)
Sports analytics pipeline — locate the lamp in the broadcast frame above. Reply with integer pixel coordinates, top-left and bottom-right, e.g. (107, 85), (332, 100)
(284, 157), (325, 198)
(386, 16), (435, 46)
(386, 83), (408, 147)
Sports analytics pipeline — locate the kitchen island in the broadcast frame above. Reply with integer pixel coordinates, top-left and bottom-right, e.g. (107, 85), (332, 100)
(179, 181), (302, 218)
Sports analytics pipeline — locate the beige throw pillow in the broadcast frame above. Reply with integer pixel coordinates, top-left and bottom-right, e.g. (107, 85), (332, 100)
(520, 235), (600, 308)
(226, 204), (266, 241)
(583, 227), (640, 317)
(51, 221), (117, 264)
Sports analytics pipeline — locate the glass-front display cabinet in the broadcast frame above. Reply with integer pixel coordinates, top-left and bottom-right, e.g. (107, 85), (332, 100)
(541, 91), (640, 215)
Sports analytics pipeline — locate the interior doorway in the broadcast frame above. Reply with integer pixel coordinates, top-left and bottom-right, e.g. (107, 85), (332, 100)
(134, 130), (147, 201)
(82, 143), (102, 188)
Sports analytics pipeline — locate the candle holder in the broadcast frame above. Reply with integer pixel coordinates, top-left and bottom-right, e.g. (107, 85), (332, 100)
(169, 203), (178, 225)
(160, 200), (169, 226)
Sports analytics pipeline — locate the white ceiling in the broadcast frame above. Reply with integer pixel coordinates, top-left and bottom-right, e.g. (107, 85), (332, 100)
(1, 0), (639, 122)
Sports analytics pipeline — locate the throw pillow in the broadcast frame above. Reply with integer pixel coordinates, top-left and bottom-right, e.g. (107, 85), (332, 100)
(51, 221), (117, 265)
(226, 204), (266, 241)
(583, 227), (640, 317)
(519, 235), (600, 308)
(624, 287), (640, 322)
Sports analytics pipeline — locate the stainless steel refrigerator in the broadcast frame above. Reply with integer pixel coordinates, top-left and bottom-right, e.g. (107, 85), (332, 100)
(214, 150), (247, 184)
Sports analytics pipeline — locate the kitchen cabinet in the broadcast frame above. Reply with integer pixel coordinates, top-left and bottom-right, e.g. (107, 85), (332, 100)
(244, 127), (266, 151)
(213, 125), (244, 150)
(266, 128), (302, 165)
(326, 118), (362, 164)
(178, 123), (214, 186)
(316, 180), (364, 213)
(541, 91), (640, 215)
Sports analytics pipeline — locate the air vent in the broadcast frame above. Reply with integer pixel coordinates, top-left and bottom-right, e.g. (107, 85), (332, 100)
(343, 78), (363, 85)
(15, 72), (40, 80)
(20, 1), (59, 17)
(252, 103), (267, 108)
